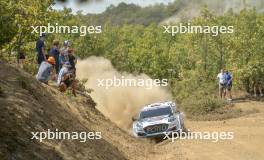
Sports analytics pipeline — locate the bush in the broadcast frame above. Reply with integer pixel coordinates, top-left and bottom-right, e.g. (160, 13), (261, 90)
(237, 60), (264, 93)
(181, 95), (226, 116)
(171, 71), (226, 117)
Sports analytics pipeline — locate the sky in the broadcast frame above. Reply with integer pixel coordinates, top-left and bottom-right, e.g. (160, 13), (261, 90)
(53, 0), (174, 14)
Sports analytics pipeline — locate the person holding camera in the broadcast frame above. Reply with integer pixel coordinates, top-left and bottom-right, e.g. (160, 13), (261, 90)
(57, 61), (77, 96)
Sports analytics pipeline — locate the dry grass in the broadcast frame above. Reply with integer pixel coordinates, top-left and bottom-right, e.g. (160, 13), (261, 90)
(186, 104), (259, 121)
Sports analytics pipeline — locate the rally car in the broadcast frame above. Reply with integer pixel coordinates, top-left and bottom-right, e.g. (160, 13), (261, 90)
(132, 101), (185, 138)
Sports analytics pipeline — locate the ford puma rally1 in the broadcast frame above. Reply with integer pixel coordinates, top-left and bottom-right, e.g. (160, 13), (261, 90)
(132, 101), (185, 137)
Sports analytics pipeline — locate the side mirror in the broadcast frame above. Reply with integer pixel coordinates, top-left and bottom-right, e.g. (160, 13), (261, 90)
(132, 117), (138, 121)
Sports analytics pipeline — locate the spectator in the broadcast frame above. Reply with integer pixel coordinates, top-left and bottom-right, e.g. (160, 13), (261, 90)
(59, 40), (70, 69)
(225, 70), (233, 101)
(36, 33), (46, 66)
(217, 69), (226, 99)
(49, 40), (60, 75)
(68, 48), (77, 73)
(36, 56), (56, 84)
(17, 51), (25, 69)
(57, 61), (77, 96)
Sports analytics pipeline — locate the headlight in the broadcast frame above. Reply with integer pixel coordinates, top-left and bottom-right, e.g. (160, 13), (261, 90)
(136, 122), (143, 131)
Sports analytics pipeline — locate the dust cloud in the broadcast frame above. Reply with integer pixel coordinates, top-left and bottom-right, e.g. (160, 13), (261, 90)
(76, 56), (171, 130)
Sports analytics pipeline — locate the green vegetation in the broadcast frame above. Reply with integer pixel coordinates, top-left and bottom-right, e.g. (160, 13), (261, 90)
(1, 0), (264, 117)
(81, 8), (264, 116)
(85, 1), (184, 26)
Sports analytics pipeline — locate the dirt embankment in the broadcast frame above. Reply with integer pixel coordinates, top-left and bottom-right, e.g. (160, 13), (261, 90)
(0, 61), (128, 160)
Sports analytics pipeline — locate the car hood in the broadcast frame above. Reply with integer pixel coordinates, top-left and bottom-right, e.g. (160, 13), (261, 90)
(139, 115), (171, 127)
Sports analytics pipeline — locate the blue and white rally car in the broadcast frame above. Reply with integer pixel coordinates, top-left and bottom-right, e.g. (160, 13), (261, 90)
(132, 101), (185, 138)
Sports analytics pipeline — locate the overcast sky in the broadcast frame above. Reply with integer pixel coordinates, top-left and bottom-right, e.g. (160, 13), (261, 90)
(53, 0), (174, 14)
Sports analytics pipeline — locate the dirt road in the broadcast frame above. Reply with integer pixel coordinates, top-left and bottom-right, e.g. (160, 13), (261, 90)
(73, 93), (264, 160)
(152, 100), (264, 160)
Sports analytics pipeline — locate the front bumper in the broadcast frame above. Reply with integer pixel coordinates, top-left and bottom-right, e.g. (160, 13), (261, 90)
(135, 125), (178, 138)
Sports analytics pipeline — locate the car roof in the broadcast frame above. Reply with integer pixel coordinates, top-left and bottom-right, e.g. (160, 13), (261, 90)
(140, 101), (175, 112)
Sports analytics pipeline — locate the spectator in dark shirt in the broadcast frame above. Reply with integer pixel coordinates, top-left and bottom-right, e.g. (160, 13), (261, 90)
(68, 48), (77, 72)
(36, 33), (46, 66)
(49, 40), (60, 75)
(17, 51), (26, 69)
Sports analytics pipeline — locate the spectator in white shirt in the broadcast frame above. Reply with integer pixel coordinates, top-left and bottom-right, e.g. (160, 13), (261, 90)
(217, 69), (227, 99)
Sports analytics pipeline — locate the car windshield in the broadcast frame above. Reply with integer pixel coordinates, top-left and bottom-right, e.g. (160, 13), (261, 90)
(140, 107), (172, 119)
